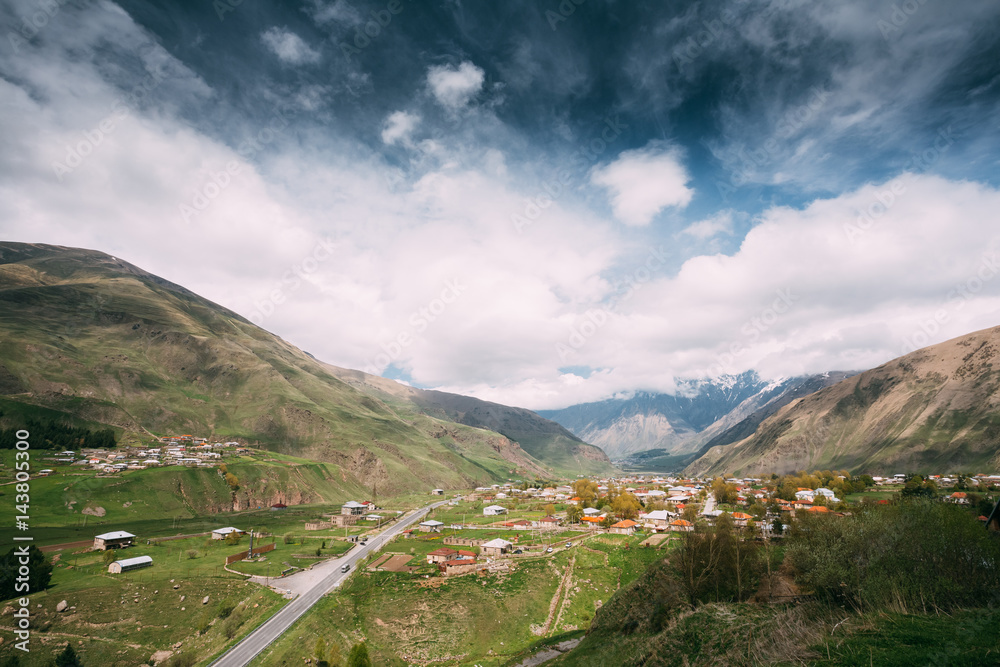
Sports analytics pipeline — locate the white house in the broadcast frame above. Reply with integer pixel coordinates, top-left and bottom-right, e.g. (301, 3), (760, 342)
(582, 507), (602, 517)
(483, 505), (508, 516)
(211, 527), (245, 540)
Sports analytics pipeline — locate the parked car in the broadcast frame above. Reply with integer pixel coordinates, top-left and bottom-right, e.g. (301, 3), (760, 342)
(546, 547), (553, 553)
(565, 542), (572, 547)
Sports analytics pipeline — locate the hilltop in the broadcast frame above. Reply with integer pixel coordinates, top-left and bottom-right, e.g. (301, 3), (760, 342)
(686, 325), (1000, 476)
(0, 242), (613, 494)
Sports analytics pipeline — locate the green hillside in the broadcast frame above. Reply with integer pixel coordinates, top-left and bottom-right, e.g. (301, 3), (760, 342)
(0, 243), (612, 495)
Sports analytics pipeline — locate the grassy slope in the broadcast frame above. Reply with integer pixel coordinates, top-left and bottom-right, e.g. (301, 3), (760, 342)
(687, 325), (1000, 476)
(552, 561), (1000, 667)
(0, 243), (600, 493)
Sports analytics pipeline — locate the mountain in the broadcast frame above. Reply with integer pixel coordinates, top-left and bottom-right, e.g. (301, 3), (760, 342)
(0, 242), (613, 492)
(686, 325), (1000, 476)
(538, 371), (853, 463)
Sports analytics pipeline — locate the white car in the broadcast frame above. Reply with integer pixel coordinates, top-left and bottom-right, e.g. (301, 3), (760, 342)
(546, 547), (553, 553)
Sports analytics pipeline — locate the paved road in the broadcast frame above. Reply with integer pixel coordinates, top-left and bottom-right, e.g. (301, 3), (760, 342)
(210, 501), (446, 667)
(702, 492), (717, 515)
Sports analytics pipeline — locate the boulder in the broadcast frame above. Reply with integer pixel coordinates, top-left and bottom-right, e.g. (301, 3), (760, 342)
(56, 600), (68, 612)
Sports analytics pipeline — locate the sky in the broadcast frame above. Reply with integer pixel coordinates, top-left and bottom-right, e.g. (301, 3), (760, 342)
(2, 0), (1000, 410)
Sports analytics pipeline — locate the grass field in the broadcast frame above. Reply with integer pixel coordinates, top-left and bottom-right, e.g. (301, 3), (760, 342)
(252, 532), (668, 666)
(0, 535), (287, 666)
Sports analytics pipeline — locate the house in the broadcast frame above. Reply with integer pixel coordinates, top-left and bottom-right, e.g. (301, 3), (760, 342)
(807, 506), (831, 514)
(582, 507), (602, 517)
(418, 520), (445, 533)
(580, 516), (604, 529)
(536, 516), (561, 530)
(341, 501), (367, 516)
(730, 512), (753, 527)
(609, 519), (638, 536)
(642, 510), (674, 529)
(669, 519), (694, 532)
(108, 555), (152, 574)
(480, 538), (513, 557)
(431, 489), (444, 495)
(483, 505), (508, 517)
(93, 531), (136, 550)
(427, 547), (459, 564)
(211, 527), (246, 540)
(949, 492), (969, 504)
(270, 503), (288, 511)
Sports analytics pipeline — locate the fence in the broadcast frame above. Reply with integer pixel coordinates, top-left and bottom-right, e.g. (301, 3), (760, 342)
(225, 541), (276, 565)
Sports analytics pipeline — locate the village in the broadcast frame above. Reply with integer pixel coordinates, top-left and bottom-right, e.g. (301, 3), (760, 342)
(81, 469), (1000, 584)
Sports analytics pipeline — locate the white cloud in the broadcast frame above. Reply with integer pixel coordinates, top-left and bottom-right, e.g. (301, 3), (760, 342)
(261, 27), (321, 65)
(591, 143), (694, 226)
(682, 211), (734, 239)
(381, 111), (420, 146)
(427, 61), (485, 111)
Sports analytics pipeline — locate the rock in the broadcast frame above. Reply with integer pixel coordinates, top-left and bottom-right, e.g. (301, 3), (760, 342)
(150, 650), (173, 665)
(179, 595), (185, 602)
(173, 585), (180, 589)
(202, 596), (209, 605)
(180, 607), (185, 611)
(56, 600), (68, 612)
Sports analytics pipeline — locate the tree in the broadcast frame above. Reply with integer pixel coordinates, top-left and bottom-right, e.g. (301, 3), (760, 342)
(572, 479), (599, 506)
(224, 472), (240, 491)
(611, 492), (642, 520)
(565, 505), (582, 524)
(55, 643), (82, 667)
(711, 477), (739, 505)
(326, 642), (342, 667)
(315, 638), (327, 665)
(102, 549), (118, 565)
(347, 642), (372, 667)
(543, 503), (556, 517)
(0, 546), (53, 600)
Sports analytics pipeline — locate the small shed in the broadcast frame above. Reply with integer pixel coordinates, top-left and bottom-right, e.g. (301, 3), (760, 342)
(108, 555), (153, 574)
(94, 531), (136, 551)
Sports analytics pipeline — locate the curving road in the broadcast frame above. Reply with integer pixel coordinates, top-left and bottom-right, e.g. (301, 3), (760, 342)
(210, 500), (447, 667)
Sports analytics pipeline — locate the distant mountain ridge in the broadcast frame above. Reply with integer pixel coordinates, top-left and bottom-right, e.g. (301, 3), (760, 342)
(0, 242), (614, 495)
(538, 371), (853, 462)
(686, 325), (1000, 475)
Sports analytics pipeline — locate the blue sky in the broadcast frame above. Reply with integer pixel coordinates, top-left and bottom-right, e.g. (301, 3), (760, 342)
(2, 0), (1000, 409)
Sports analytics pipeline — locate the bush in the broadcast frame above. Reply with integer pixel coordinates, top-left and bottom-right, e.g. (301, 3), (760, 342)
(786, 500), (1000, 612)
(217, 600), (236, 619)
(283, 533), (295, 544)
(223, 611), (244, 639)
